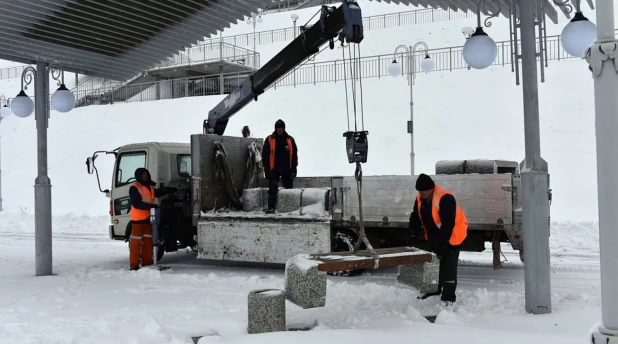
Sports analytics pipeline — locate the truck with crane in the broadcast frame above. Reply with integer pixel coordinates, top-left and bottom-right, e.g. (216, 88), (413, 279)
(86, 0), (550, 272)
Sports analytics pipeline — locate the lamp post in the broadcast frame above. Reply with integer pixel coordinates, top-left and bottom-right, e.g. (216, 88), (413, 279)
(246, 10), (263, 66)
(11, 62), (76, 276)
(461, 26), (475, 70)
(585, 0), (618, 340)
(387, 42), (435, 176)
(291, 13), (299, 38)
(0, 95), (9, 213)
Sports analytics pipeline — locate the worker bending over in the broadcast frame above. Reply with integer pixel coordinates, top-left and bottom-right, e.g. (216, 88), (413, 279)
(409, 173), (468, 304)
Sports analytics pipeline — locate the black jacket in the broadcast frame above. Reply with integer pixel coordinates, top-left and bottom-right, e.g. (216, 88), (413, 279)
(262, 131), (298, 174)
(129, 168), (175, 224)
(409, 193), (458, 248)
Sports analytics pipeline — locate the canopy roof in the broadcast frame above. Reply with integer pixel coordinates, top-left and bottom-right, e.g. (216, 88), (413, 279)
(0, 0), (272, 80)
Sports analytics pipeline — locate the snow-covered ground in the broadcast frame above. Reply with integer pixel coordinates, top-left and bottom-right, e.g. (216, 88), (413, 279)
(0, 0), (610, 343)
(0, 213), (602, 343)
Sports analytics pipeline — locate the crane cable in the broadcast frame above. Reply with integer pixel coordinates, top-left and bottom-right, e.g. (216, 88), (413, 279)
(340, 40), (378, 268)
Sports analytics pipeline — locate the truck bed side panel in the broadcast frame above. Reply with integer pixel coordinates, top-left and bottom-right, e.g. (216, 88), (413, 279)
(341, 174), (513, 227)
(197, 218), (331, 264)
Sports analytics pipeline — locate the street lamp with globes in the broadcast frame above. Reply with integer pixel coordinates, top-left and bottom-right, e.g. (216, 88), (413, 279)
(388, 42), (435, 175)
(246, 10), (264, 65)
(554, 0), (596, 57)
(291, 13), (299, 38)
(11, 64), (75, 118)
(462, 5), (498, 70)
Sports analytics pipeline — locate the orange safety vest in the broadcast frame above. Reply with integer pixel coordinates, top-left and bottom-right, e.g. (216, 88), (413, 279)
(268, 135), (293, 171)
(416, 185), (468, 246)
(130, 182), (155, 221)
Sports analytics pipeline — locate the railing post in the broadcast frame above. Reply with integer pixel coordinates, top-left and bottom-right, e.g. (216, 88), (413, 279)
(334, 60), (337, 83)
(313, 64), (316, 85)
(449, 48), (453, 71)
(377, 55), (381, 78)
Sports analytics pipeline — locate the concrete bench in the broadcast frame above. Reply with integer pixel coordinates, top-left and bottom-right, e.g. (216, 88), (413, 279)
(283, 247), (437, 309)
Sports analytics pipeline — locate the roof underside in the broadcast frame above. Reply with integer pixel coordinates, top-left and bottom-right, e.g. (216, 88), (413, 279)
(0, 0), (273, 80)
(370, 0), (594, 25)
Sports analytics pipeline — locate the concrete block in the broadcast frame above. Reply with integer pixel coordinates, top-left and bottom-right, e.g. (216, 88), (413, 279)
(284, 254), (327, 309)
(277, 189), (301, 213)
(396, 253), (440, 294)
(242, 188), (266, 212)
(247, 289), (286, 334)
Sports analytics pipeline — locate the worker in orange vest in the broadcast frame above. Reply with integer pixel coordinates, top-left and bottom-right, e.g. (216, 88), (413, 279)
(409, 173), (468, 304)
(128, 167), (177, 271)
(262, 119), (298, 213)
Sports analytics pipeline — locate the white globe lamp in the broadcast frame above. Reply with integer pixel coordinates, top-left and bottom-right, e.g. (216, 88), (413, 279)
(462, 27), (497, 69)
(51, 84), (75, 113)
(561, 12), (596, 57)
(11, 90), (34, 118)
(291, 13), (299, 21)
(388, 59), (401, 77)
(246, 18), (251, 25)
(420, 55), (435, 73)
(257, 15), (263, 24)
(0, 105), (10, 117)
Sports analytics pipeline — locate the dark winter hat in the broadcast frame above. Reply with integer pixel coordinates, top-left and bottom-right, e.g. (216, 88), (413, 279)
(275, 119), (285, 129)
(415, 173), (435, 191)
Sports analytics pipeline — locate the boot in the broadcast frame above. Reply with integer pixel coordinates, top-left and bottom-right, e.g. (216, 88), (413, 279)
(440, 281), (457, 303)
(417, 290), (441, 300)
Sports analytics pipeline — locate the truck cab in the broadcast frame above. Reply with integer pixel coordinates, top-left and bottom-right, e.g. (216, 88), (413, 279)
(87, 142), (196, 260)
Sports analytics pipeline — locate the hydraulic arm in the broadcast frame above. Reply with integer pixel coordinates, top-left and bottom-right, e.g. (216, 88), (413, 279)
(204, 1), (364, 135)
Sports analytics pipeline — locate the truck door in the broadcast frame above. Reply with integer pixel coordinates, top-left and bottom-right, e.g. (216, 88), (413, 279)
(111, 149), (148, 238)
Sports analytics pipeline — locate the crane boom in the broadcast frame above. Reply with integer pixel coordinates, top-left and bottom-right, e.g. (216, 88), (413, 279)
(205, 1), (364, 135)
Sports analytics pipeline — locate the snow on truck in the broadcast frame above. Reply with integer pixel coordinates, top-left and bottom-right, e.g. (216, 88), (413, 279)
(86, 1), (549, 272)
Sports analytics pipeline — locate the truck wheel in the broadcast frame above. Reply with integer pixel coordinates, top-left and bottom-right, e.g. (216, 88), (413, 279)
(329, 229), (366, 277)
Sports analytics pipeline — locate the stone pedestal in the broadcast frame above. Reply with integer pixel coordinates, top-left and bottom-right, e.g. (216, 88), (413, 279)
(284, 254), (327, 309)
(247, 289), (286, 334)
(396, 253), (440, 294)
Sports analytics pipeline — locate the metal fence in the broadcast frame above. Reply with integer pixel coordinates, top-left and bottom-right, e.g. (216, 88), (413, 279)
(70, 42), (260, 104)
(0, 65), (29, 81)
(153, 42), (260, 70)
(263, 0), (340, 13)
(202, 7), (475, 48)
(74, 32), (585, 107)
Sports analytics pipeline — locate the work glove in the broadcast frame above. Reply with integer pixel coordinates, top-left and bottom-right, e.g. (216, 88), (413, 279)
(264, 170), (272, 179)
(291, 168), (297, 179)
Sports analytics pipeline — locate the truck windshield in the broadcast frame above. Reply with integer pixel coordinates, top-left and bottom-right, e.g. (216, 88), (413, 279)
(115, 151), (146, 187)
(177, 154), (191, 177)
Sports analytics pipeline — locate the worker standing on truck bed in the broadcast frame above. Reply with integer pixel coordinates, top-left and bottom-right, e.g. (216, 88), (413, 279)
(262, 119), (298, 213)
(128, 167), (177, 271)
(409, 173), (468, 304)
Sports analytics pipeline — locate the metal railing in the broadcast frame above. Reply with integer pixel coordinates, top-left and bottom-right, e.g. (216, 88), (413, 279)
(70, 42), (260, 105)
(262, 0), (340, 13)
(0, 65), (29, 81)
(72, 72), (251, 107)
(73, 31), (586, 108)
(152, 42), (260, 70)
(203, 7), (475, 48)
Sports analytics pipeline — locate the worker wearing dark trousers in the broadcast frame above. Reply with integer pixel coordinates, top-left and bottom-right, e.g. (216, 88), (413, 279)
(262, 119), (298, 213)
(128, 167), (177, 271)
(408, 173), (468, 304)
